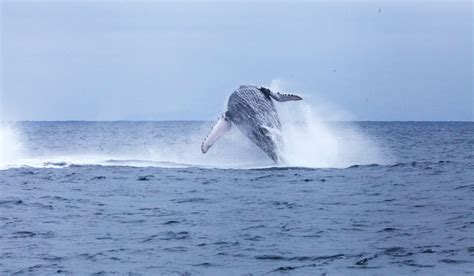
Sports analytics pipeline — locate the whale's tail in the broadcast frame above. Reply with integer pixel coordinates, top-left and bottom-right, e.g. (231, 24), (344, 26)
(201, 113), (232, 154)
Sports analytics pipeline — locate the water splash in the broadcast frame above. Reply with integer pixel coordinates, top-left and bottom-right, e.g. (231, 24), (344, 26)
(0, 93), (387, 169)
(0, 123), (24, 169)
(278, 103), (386, 168)
(269, 79), (386, 168)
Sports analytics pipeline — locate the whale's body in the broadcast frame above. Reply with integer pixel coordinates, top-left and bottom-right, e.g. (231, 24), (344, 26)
(227, 86), (283, 162)
(201, 85), (302, 163)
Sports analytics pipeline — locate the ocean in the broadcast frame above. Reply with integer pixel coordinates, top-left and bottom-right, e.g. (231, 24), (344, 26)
(0, 120), (473, 275)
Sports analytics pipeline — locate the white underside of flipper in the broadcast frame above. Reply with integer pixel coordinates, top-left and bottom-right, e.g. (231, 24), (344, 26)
(201, 113), (232, 154)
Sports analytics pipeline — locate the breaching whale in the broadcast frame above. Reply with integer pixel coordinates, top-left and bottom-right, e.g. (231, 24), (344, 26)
(201, 85), (302, 162)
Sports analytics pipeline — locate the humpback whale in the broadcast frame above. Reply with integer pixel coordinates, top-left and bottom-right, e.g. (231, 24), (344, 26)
(201, 85), (302, 162)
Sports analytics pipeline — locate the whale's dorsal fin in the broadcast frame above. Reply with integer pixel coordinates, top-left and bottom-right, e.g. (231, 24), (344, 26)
(259, 87), (303, 102)
(201, 113), (232, 154)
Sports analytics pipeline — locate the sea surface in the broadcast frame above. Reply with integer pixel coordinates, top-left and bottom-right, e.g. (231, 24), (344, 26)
(1, 121), (473, 275)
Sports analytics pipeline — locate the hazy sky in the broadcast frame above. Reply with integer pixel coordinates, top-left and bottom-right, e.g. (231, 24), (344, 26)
(1, 0), (472, 121)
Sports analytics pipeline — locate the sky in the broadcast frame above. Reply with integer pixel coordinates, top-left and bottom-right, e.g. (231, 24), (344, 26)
(1, 0), (472, 121)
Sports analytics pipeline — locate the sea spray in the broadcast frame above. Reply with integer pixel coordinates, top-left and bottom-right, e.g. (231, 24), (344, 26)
(278, 102), (386, 168)
(0, 123), (24, 169)
(0, 109), (387, 169)
(269, 79), (386, 168)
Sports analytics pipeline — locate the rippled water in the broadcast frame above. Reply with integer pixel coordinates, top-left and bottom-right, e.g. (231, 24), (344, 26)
(1, 121), (473, 274)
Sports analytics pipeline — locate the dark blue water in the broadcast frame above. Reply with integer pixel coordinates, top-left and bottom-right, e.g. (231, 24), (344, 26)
(1, 121), (473, 274)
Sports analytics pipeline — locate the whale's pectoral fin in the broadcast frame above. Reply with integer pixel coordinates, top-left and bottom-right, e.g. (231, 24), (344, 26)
(259, 87), (302, 102)
(269, 91), (303, 102)
(201, 113), (232, 154)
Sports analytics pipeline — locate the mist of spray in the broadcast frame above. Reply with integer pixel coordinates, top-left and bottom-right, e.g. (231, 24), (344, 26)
(0, 123), (24, 169)
(277, 103), (385, 168)
(271, 79), (386, 168)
